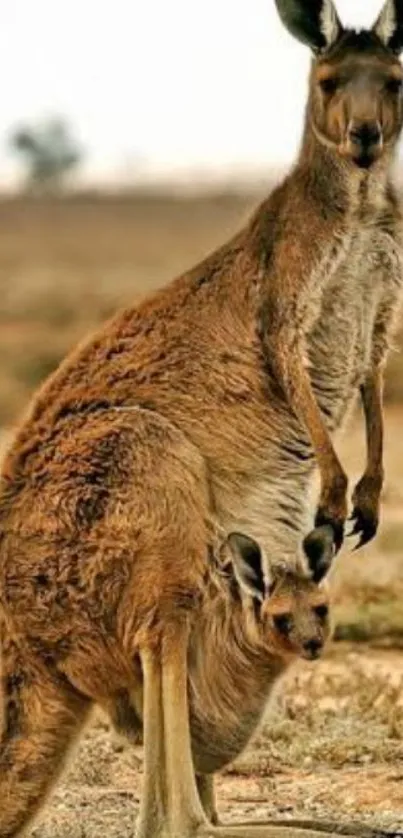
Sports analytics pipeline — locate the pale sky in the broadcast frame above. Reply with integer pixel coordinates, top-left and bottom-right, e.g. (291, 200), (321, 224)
(0, 0), (396, 184)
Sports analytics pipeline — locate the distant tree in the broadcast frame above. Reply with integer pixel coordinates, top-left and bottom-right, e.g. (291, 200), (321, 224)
(10, 118), (82, 194)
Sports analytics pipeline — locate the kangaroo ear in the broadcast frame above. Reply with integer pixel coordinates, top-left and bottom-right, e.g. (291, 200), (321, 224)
(303, 525), (335, 583)
(373, 0), (403, 53)
(227, 532), (270, 600)
(274, 0), (342, 53)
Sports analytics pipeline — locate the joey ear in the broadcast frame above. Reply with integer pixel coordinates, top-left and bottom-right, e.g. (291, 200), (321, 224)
(274, 0), (342, 53)
(227, 532), (269, 600)
(303, 524), (335, 583)
(373, 0), (403, 54)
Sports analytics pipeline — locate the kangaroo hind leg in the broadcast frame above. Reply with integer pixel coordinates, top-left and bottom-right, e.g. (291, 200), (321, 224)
(197, 774), (219, 825)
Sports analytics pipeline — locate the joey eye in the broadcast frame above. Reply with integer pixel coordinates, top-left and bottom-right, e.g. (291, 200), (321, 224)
(274, 614), (292, 635)
(314, 604), (329, 620)
(386, 78), (403, 95)
(319, 77), (339, 95)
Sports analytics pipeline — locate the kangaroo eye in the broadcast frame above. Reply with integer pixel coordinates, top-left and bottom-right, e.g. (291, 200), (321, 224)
(274, 614), (292, 635)
(319, 77), (339, 95)
(314, 604), (329, 620)
(386, 78), (403, 94)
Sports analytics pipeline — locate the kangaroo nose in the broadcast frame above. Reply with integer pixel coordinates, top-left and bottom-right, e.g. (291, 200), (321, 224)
(348, 121), (382, 149)
(303, 638), (322, 659)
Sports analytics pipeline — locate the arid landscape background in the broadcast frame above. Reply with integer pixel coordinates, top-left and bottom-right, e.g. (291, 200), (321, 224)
(0, 190), (403, 835)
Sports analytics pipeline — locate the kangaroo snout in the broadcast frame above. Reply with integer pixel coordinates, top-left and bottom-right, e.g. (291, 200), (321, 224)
(302, 638), (323, 660)
(346, 120), (383, 168)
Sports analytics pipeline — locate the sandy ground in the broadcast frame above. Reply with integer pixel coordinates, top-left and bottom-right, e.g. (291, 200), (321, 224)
(29, 644), (403, 837)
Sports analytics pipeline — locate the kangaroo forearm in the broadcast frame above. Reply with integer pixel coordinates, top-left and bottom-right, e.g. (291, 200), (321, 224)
(360, 366), (384, 483)
(350, 366), (385, 546)
(264, 333), (344, 485)
(265, 336), (347, 549)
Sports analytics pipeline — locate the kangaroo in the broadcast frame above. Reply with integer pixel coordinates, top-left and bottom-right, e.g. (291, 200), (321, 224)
(109, 531), (332, 827)
(0, 0), (403, 836)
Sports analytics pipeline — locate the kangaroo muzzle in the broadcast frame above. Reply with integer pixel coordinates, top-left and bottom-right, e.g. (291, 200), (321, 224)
(345, 119), (383, 168)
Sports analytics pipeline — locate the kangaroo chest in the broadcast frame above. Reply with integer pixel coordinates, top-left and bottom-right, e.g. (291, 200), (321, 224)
(306, 222), (403, 432)
(209, 222), (403, 551)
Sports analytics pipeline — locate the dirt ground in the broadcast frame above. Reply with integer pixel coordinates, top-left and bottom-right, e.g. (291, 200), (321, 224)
(28, 644), (403, 838)
(0, 193), (403, 835)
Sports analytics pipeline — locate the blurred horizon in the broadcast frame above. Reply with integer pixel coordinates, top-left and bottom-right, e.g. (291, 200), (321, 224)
(1, 0), (401, 191)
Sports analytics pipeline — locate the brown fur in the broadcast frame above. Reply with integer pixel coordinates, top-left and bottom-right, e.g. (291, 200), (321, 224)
(109, 552), (331, 813)
(1, 2), (403, 836)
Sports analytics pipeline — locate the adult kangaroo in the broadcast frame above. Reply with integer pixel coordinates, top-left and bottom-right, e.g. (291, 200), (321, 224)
(0, 1), (403, 837)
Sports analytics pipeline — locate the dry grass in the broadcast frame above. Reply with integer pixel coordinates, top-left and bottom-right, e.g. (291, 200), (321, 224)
(29, 645), (403, 837)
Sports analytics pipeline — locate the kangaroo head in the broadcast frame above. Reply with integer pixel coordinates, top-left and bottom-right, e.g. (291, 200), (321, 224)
(275, 0), (403, 169)
(227, 531), (332, 660)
